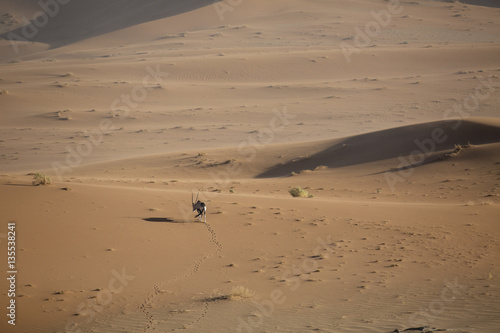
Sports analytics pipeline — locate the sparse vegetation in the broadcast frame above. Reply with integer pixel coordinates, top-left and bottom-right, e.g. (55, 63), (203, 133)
(0, 89), (8, 95)
(57, 109), (72, 120)
(465, 200), (494, 206)
(204, 286), (254, 302)
(32, 173), (52, 186)
(229, 286), (255, 300)
(441, 143), (471, 160)
(289, 186), (312, 198)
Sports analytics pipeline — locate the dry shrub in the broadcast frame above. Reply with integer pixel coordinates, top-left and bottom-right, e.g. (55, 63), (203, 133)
(32, 173), (52, 186)
(289, 186), (312, 198)
(204, 286), (254, 302)
(228, 286), (255, 300)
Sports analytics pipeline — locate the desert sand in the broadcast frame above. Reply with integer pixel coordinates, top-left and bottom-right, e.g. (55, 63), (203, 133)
(1, 0), (500, 332)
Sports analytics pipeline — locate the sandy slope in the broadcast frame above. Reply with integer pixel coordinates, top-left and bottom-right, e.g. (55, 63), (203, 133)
(1, 0), (500, 332)
(1, 119), (499, 333)
(1, 0), (500, 175)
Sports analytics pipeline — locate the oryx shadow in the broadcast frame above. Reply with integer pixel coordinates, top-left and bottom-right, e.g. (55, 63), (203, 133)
(142, 217), (200, 224)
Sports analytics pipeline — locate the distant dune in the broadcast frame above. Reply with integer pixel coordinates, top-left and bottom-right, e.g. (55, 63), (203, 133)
(0, 0), (218, 47)
(258, 118), (500, 177)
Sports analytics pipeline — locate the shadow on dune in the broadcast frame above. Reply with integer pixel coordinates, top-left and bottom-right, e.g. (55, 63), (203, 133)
(257, 119), (500, 178)
(435, 0), (500, 8)
(1, 0), (221, 48)
(142, 217), (192, 223)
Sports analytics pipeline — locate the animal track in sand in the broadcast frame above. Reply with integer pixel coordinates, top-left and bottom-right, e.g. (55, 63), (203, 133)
(139, 220), (223, 332)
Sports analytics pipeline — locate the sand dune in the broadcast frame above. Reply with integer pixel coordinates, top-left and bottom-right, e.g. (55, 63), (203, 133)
(1, 0), (500, 332)
(258, 118), (500, 177)
(63, 117), (500, 182)
(0, 0), (218, 47)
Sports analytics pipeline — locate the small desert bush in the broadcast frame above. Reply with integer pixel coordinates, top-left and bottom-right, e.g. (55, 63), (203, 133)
(32, 173), (52, 186)
(204, 286), (254, 302)
(228, 286), (255, 300)
(57, 109), (72, 120)
(445, 143), (471, 158)
(289, 186), (312, 198)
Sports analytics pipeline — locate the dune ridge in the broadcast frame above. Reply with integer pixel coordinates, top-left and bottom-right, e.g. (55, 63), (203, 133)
(61, 117), (500, 182)
(258, 117), (500, 177)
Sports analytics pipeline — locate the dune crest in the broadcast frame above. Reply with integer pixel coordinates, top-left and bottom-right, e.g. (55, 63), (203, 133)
(258, 118), (500, 178)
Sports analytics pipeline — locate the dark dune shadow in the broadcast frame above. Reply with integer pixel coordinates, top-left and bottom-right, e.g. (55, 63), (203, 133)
(1, 0), (222, 48)
(257, 119), (500, 178)
(435, 0), (500, 8)
(142, 217), (193, 223)
(369, 151), (452, 176)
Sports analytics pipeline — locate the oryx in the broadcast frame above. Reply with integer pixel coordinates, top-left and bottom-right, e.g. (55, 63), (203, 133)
(192, 192), (207, 222)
